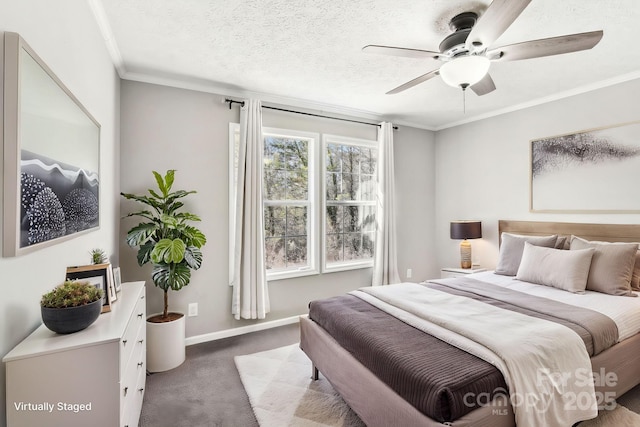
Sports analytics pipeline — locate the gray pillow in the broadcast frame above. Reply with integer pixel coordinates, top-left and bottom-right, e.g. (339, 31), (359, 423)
(632, 250), (640, 292)
(570, 236), (638, 297)
(516, 243), (594, 293)
(495, 233), (558, 276)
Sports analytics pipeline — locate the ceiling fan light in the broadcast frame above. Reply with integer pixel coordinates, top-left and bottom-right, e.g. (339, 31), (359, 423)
(439, 56), (490, 89)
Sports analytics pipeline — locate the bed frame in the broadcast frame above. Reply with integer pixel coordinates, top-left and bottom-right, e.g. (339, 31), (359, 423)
(300, 220), (640, 427)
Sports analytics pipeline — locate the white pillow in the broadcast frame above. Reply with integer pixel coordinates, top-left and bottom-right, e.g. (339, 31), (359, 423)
(495, 233), (558, 276)
(516, 242), (594, 293)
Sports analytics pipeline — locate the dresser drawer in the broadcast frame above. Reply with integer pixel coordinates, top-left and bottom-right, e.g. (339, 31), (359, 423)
(120, 292), (146, 377)
(122, 367), (146, 427)
(120, 307), (146, 416)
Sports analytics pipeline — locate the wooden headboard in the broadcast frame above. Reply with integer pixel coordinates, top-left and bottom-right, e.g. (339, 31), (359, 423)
(498, 220), (640, 244)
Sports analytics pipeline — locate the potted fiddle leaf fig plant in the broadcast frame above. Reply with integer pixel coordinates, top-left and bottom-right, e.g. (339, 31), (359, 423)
(121, 169), (206, 372)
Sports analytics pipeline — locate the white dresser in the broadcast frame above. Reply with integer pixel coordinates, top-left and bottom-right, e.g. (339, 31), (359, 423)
(3, 281), (146, 427)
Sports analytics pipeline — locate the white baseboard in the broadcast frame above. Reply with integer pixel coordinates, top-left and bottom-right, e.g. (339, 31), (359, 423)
(185, 314), (308, 346)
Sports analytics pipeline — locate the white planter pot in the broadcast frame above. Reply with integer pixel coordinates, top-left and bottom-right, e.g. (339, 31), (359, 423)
(146, 313), (185, 372)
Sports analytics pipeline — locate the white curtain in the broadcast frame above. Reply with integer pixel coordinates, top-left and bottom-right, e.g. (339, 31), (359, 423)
(372, 122), (401, 286)
(231, 99), (270, 319)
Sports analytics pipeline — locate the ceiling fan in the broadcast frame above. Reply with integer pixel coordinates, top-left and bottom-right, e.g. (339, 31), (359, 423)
(364, 0), (603, 96)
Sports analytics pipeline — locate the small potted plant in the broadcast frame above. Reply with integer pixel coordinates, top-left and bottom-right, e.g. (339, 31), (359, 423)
(90, 248), (107, 264)
(40, 280), (104, 334)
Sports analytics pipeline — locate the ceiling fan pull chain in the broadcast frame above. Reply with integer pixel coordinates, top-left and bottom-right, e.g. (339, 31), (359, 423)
(463, 88), (466, 114)
(460, 83), (469, 114)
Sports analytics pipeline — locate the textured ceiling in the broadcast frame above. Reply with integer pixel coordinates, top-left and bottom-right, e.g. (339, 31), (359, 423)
(93, 0), (640, 129)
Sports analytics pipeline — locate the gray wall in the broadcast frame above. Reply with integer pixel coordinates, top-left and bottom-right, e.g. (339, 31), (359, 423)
(0, 1), (120, 425)
(119, 80), (437, 339)
(435, 78), (640, 270)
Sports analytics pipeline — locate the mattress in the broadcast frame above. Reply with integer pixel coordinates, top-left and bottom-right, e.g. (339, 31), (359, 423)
(469, 271), (640, 340)
(307, 272), (639, 424)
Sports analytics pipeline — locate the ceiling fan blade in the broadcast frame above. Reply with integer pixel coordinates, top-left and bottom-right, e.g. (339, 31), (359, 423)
(386, 69), (440, 94)
(363, 44), (440, 59)
(466, 0), (532, 51)
(470, 73), (496, 96)
(487, 30), (604, 61)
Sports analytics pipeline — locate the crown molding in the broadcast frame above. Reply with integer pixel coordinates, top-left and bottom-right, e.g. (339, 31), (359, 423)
(436, 70), (640, 130)
(88, 0), (127, 77)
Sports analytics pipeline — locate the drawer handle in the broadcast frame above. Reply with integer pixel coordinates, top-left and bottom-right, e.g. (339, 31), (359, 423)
(138, 388), (144, 393)
(138, 362), (144, 367)
(122, 340), (128, 346)
(124, 387), (128, 397)
(138, 339), (144, 344)
(141, 295), (145, 299)
(137, 313), (144, 318)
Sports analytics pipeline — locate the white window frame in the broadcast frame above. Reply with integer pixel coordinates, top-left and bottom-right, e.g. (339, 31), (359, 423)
(229, 123), (319, 281)
(321, 134), (378, 273)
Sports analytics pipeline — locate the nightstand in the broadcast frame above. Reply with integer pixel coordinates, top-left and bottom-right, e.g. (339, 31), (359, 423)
(440, 267), (487, 279)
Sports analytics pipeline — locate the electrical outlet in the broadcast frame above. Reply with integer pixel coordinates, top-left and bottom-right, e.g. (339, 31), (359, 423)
(406, 268), (412, 279)
(188, 303), (198, 317)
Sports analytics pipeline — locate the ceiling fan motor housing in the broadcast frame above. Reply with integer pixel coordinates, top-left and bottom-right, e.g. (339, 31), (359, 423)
(439, 12), (478, 56)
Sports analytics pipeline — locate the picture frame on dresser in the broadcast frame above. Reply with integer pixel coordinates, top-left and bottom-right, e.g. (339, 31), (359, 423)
(2, 31), (101, 258)
(112, 266), (122, 292)
(66, 263), (112, 313)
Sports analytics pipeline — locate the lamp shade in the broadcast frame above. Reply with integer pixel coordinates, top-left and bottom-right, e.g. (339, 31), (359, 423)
(439, 56), (490, 88)
(450, 221), (482, 240)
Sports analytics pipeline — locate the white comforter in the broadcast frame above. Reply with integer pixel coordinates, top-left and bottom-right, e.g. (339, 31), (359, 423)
(352, 283), (598, 427)
(471, 271), (640, 341)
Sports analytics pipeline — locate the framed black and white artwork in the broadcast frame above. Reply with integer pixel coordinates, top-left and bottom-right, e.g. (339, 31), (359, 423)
(530, 121), (640, 213)
(3, 32), (100, 257)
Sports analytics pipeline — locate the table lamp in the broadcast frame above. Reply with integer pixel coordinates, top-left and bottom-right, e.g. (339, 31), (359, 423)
(450, 221), (482, 269)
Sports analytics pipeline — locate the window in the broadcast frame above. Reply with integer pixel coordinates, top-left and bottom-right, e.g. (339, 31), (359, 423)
(322, 135), (378, 272)
(229, 124), (378, 280)
(229, 124), (317, 280)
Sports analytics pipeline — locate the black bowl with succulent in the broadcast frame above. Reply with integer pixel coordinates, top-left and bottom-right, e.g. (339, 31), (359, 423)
(41, 280), (104, 334)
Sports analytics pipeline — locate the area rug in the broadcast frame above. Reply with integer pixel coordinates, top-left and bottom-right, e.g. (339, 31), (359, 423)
(235, 344), (640, 427)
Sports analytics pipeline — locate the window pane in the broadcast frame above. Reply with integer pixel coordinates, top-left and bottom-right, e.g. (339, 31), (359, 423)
(326, 144), (341, 172)
(363, 231), (375, 258)
(339, 173), (356, 200)
(286, 206), (307, 236)
(285, 139), (308, 169)
(326, 172), (340, 200)
(264, 206), (285, 237)
(344, 205), (361, 233)
(265, 237), (285, 270)
(326, 205), (343, 234)
(286, 237), (307, 267)
(360, 148), (377, 174)
(363, 206), (376, 232)
(264, 169), (287, 200)
(325, 234), (343, 262)
(361, 175), (376, 200)
(287, 170), (308, 199)
(344, 232), (363, 261)
(341, 146), (359, 173)
(264, 137), (285, 170)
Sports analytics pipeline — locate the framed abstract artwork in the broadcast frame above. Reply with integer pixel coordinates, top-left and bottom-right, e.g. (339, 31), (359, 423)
(3, 32), (101, 257)
(530, 121), (640, 213)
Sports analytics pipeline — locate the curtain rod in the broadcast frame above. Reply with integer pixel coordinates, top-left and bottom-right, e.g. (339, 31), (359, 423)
(224, 98), (397, 130)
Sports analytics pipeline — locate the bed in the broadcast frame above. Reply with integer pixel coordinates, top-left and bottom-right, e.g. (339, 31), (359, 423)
(300, 220), (640, 427)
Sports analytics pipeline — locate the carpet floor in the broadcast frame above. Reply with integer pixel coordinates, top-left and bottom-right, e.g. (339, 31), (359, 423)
(140, 322), (640, 426)
(236, 343), (640, 427)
